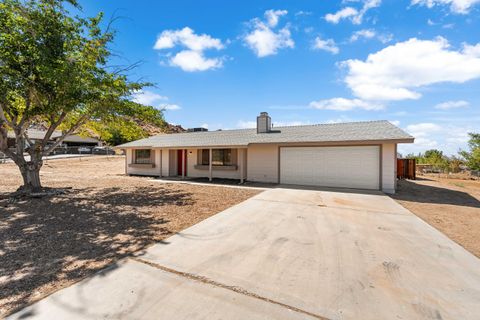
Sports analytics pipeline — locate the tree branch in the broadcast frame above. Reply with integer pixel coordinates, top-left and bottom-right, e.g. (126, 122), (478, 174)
(0, 103), (12, 153)
(43, 115), (89, 156)
(41, 111), (67, 148)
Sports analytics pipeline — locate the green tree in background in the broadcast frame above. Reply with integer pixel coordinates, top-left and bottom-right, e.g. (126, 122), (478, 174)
(0, 0), (163, 193)
(460, 133), (480, 171)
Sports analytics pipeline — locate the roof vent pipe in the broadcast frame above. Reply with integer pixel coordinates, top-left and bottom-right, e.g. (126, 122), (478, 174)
(257, 112), (272, 133)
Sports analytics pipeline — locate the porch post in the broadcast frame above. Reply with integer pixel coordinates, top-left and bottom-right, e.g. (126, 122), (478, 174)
(239, 148), (244, 184)
(159, 149), (162, 177)
(182, 149), (185, 179)
(209, 148), (212, 182)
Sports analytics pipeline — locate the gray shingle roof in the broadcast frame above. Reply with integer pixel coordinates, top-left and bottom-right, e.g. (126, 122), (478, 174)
(7, 129), (62, 140)
(7, 130), (99, 143)
(116, 120), (414, 148)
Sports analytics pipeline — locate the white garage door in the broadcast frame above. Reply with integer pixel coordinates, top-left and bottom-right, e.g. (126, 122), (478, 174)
(280, 146), (380, 190)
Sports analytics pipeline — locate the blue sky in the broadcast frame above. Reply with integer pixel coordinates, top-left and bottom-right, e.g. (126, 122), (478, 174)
(80, 0), (480, 155)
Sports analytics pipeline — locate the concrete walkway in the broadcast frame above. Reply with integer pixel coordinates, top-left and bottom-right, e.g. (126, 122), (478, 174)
(9, 188), (480, 319)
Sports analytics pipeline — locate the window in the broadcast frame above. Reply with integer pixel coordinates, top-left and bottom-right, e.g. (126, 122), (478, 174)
(201, 149), (210, 165)
(134, 149), (152, 164)
(201, 149), (232, 166)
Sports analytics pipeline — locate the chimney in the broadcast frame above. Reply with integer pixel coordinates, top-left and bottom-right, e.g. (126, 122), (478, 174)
(257, 112), (272, 133)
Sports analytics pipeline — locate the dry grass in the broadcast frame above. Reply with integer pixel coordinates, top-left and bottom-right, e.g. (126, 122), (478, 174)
(391, 176), (480, 258)
(0, 156), (260, 316)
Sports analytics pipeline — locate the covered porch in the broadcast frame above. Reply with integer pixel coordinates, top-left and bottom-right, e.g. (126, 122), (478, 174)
(125, 147), (248, 183)
(177, 148), (248, 183)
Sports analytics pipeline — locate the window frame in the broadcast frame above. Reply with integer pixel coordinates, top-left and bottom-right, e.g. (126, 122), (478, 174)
(134, 149), (152, 164)
(200, 149), (233, 166)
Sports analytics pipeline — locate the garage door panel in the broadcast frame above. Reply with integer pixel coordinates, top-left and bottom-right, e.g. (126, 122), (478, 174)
(280, 146), (380, 190)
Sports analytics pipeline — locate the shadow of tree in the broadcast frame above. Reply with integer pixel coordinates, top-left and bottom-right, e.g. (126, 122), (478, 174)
(0, 186), (194, 316)
(392, 180), (480, 208)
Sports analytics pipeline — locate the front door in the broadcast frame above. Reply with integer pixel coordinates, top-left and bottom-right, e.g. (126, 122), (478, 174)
(177, 149), (187, 176)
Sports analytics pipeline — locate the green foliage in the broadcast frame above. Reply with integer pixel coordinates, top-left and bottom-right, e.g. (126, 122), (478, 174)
(61, 100), (166, 145)
(409, 149), (462, 173)
(459, 133), (480, 171)
(0, 0), (160, 139)
(0, 0), (164, 190)
(448, 156), (463, 173)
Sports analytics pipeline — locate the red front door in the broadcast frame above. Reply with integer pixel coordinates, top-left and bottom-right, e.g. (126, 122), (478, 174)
(177, 150), (187, 176)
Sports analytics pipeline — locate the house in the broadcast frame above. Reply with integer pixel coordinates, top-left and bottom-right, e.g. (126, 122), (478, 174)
(7, 129), (101, 150)
(117, 112), (414, 193)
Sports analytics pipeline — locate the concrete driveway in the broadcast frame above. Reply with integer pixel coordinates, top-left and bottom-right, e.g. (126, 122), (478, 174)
(9, 188), (480, 319)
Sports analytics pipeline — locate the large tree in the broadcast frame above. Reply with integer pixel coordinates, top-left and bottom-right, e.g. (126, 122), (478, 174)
(460, 133), (480, 171)
(0, 0), (161, 193)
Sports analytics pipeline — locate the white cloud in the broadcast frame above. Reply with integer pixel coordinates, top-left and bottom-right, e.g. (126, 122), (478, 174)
(377, 33), (394, 44)
(411, 0), (480, 14)
(405, 122), (442, 137)
(244, 10), (294, 57)
(325, 7), (359, 24)
(342, 37), (480, 101)
(153, 27), (225, 72)
(264, 9), (288, 27)
(312, 37), (339, 54)
(350, 29), (376, 42)
(200, 123), (209, 129)
(350, 29), (394, 43)
(131, 90), (181, 111)
(325, 0), (381, 24)
(325, 115), (355, 123)
(390, 120), (401, 126)
(309, 98), (383, 111)
(163, 104), (181, 111)
(170, 50), (223, 72)
(350, 29), (392, 43)
(132, 90), (168, 105)
(402, 123), (442, 152)
(295, 11), (312, 16)
(237, 120), (257, 129)
(273, 121), (311, 127)
(434, 100), (470, 109)
(399, 122), (476, 155)
(154, 27), (224, 51)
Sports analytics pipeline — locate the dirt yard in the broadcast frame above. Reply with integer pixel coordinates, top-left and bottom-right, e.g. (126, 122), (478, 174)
(0, 156), (260, 317)
(391, 176), (480, 258)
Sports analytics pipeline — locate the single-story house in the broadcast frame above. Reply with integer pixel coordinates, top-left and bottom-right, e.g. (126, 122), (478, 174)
(117, 112), (414, 193)
(7, 129), (101, 148)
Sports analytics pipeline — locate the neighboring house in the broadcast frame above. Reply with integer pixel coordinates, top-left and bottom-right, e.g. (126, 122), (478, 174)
(6, 129), (101, 149)
(60, 134), (102, 148)
(117, 112), (414, 193)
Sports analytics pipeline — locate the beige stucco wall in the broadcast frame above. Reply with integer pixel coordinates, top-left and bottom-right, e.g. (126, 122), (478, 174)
(381, 143), (396, 194)
(247, 144), (279, 183)
(124, 143), (398, 192)
(125, 148), (161, 176)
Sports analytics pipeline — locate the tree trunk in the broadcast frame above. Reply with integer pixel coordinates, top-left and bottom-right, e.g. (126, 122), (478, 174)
(19, 161), (43, 193)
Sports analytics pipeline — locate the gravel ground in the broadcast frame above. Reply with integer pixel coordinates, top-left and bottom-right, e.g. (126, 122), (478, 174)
(391, 176), (480, 258)
(0, 156), (260, 317)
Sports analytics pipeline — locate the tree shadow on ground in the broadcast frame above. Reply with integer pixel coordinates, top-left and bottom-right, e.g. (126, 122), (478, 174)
(0, 186), (193, 316)
(392, 180), (480, 208)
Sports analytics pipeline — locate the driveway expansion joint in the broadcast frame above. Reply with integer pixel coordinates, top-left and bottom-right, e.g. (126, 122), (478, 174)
(252, 198), (410, 216)
(131, 257), (331, 320)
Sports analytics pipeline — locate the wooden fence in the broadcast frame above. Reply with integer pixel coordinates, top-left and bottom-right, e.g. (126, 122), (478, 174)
(397, 158), (416, 180)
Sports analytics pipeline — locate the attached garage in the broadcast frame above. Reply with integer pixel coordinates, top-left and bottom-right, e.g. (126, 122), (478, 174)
(280, 146), (380, 190)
